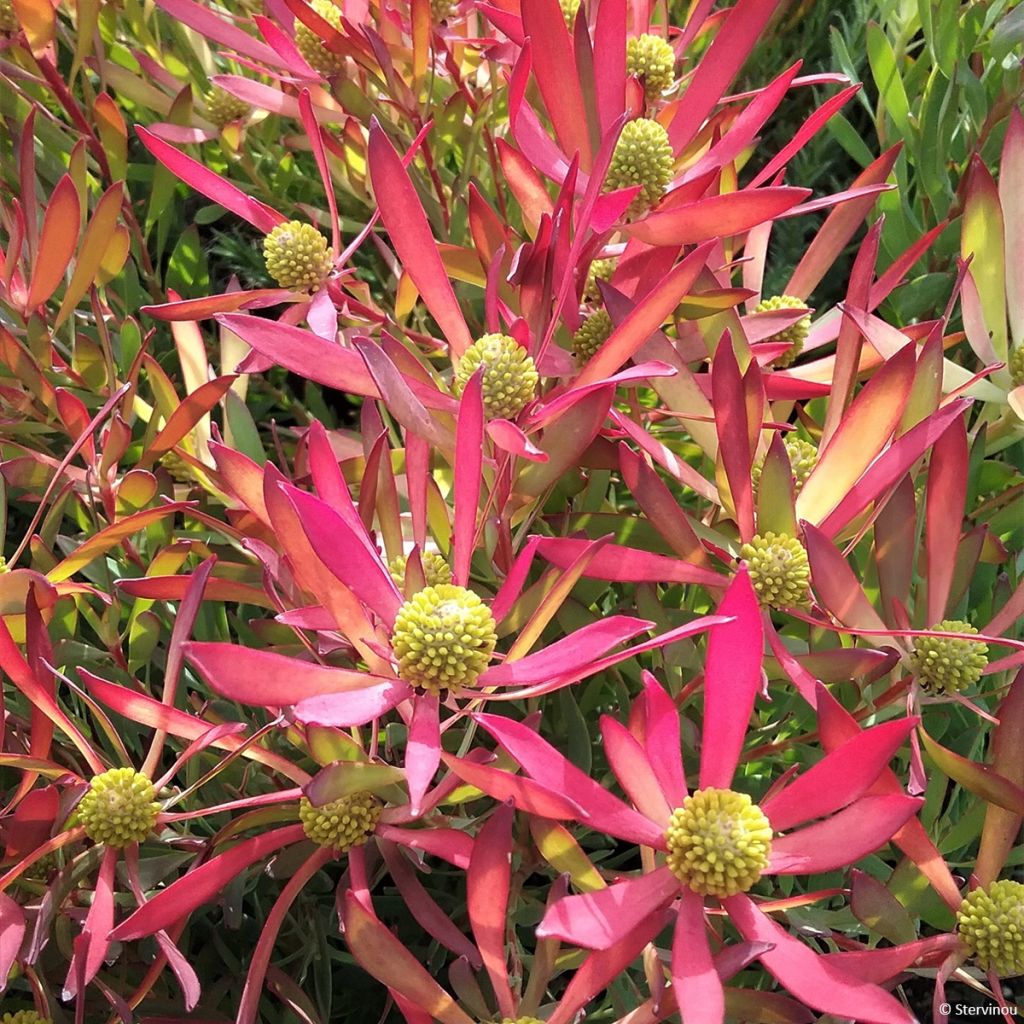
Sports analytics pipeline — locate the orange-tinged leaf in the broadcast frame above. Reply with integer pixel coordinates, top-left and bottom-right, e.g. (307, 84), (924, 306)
(438, 244), (488, 287)
(97, 226), (130, 285)
(93, 94), (128, 181)
(26, 175), (80, 311)
(12, 0), (55, 53)
(343, 894), (476, 1024)
(411, 0), (429, 83)
(977, 669), (1024, 886)
(961, 155), (1007, 359)
(796, 343), (915, 525)
(47, 505), (189, 583)
(920, 725), (1024, 816)
(55, 183), (124, 327)
(574, 242), (714, 387)
(144, 376), (238, 464)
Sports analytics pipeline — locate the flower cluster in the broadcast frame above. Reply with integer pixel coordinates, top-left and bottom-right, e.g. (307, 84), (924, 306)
(0, 0), (1021, 1021)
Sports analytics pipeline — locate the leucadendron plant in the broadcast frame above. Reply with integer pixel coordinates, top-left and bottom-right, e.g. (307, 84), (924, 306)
(0, 0), (1022, 1020)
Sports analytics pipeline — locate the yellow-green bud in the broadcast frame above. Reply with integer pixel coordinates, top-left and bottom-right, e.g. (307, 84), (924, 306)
(751, 436), (818, 495)
(161, 449), (196, 484)
(626, 34), (675, 101)
(77, 768), (160, 849)
(2, 1013), (53, 1024)
(559, 0), (580, 28)
(0, 0), (17, 33)
(431, 0), (453, 18)
(754, 295), (810, 368)
(0, 555), (8, 573)
(263, 221), (334, 290)
(1009, 346), (1024, 388)
(909, 620), (988, 694)
(392, 584), (497, 695)
(299, 792), (382, 852)
(739, 532), (811, 609)
(502, 1018), (545, 1024)
(957, 880), (1024, 977)
(572, 310), (613, 364)
(665, 788), (772, 897)
(605, 118), (674, 211)
(295, 0), (346, 74)
(453, 334), (539, 420)
(205, 87), (251, 129)
(388, 551), (452, 589)
(584, 257), (616, 302)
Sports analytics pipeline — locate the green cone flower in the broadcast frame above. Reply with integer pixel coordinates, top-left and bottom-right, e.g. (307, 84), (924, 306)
(604, 118), (674, 211)
(299, 792), (382, 852)
(754, 294), (810, 367)
(559, 0), (580, 27)
(665, 788), (773, 897)
(1009, 346), (1024, 387)
(740, 532), (811, 609)
(206, 87), (251, 128)
(453, 334), (539, 420)
(392, 584), (497, 695)
(388, 551), (452, 589)
(2, 1013), (54, 1024)
(0, 0), (17, 32)
(957, 880), (1024, 977)
(909, 620), (988, 694)
(431, 0), (454, 17)
(626, 34), (675, 100)
(751, 436), (819, 495)
(584, 257), (616, 302)
(502, 1018), (545, 1024)
(295, 0), (346, 74)
(572, 310), (613, 364)
(77, 768), (160, 848)
(263, 221), (334, 290)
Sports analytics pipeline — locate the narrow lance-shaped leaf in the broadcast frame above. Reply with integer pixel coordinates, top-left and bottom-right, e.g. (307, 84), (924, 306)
(343, 894), (476, 1024)
(453, 372), (484, 588)
(700, 570), (762, 789)
(925, 417), (968, 625)
(368, 121), (473, 356)
(468, 804), (516, 1017)
(961, 154), (1007, 359)
(137, 127), (286, 234)
(111, 826), (306, 940)
(26, 174), (80, 311)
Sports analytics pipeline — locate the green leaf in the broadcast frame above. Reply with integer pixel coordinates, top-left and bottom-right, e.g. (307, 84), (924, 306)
(867, 22), (912, 138)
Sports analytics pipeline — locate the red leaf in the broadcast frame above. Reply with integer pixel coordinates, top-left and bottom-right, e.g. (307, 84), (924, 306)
(368, 122), (472, 355)
(453, 373), (484, 588)
(724, 894), (916, 1023)
(467, 804), (516, 1017)
(700, 571), (762, 789)
(137, 127), (285, 234)
(925, 417), (968, 624)
(185, 642), (394, 706)
(520, 0), (592, 167)
(762, 718), (917, 831)
(573, 242), (714, 386)
(627, 187), (810, 246)
(111, 826), (306, 940)
(537, 868), (679, 948)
